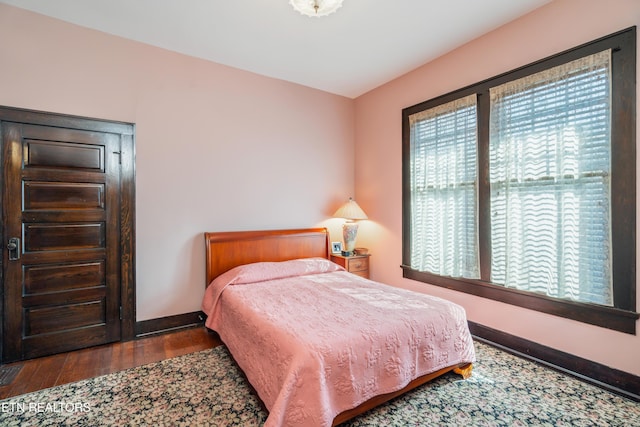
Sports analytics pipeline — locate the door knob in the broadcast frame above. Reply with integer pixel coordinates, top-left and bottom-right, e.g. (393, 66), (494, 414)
(7, 237), (20, 260)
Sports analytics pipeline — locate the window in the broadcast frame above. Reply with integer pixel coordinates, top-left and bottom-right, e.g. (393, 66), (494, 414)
(402, 27), (638, 334)
(408, 94), (479, 279)
(489, 51), (613, 305)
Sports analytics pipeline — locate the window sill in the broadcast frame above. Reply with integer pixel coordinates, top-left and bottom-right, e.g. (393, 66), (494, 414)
(402, 267), (639, 335)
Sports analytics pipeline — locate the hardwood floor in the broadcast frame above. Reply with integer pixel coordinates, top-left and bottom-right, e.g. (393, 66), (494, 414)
(0, 327), (222, 400)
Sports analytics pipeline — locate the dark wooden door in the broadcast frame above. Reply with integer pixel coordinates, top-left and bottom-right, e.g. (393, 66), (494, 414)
(2, 119), (125, 361)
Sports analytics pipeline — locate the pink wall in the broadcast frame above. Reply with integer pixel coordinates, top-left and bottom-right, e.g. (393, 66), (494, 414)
(1, 0), (638, 376)
(354, 0), (640, 375)
(0, 4), (354, 321)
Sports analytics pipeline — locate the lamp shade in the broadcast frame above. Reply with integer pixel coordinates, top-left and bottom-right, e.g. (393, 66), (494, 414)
(333, 198), (368, 220)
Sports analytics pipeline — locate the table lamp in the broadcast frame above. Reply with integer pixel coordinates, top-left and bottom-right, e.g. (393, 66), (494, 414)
(333, 197), (368, 256)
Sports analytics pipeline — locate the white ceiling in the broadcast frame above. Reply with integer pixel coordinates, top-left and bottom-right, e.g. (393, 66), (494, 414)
(0, 0), (551, 98)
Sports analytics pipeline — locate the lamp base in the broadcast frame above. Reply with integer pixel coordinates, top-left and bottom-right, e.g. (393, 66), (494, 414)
(342, 221), (359, 254)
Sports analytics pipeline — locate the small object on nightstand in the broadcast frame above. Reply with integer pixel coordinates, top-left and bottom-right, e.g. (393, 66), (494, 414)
(353, 247), (368, 255)
(330, 253), (370, 279)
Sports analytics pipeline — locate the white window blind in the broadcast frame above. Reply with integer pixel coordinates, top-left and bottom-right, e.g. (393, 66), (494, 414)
(409, 94), (480, 278)
(489, 50), (612, 305)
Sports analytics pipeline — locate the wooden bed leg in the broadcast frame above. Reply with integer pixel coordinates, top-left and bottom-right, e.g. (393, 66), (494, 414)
(453, 363), (473, 379)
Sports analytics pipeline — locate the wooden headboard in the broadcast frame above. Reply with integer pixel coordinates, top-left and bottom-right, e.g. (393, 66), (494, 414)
(204, 228), (331, 286)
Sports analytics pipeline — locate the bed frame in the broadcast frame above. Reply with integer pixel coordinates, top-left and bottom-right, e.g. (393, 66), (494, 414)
(205, 228), (331, 286)
(204, 227), (472, 425)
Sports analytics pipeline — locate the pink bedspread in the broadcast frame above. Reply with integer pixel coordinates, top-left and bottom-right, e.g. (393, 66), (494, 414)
(202, 258), (475, 427)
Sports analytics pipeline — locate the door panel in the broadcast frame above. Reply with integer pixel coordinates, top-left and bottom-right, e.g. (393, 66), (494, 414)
(25, 300), (106, 336)
(25, 140), (104, 170)
(24, 182), (105, 210)
(24, 261), (105, 294)
(22, 327), (109, 361)
(2, 121), (122, 361)
(24, 223), (106, 251)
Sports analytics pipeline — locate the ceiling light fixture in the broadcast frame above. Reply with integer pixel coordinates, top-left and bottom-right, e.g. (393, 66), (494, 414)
(289, 0), (344, 17)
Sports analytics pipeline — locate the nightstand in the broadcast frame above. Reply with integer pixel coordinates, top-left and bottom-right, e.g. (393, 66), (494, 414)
(330, 254), (370, 279)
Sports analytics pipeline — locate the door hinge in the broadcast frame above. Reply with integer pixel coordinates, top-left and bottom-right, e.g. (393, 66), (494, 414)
(119, 306), (123, 320)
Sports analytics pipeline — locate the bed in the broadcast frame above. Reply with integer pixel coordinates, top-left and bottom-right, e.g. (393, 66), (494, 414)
(201, 228), (475, 426)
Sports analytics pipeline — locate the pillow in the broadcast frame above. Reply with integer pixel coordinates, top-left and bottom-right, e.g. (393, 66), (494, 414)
(202, 258), (343, 315)
(216, 257), (343, 287)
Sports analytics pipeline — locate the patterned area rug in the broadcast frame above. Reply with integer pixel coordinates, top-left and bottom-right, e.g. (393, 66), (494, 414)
(0, 341), (638, 426)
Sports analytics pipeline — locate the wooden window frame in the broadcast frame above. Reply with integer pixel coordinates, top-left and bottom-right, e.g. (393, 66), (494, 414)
(401, 27), (638, 334)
